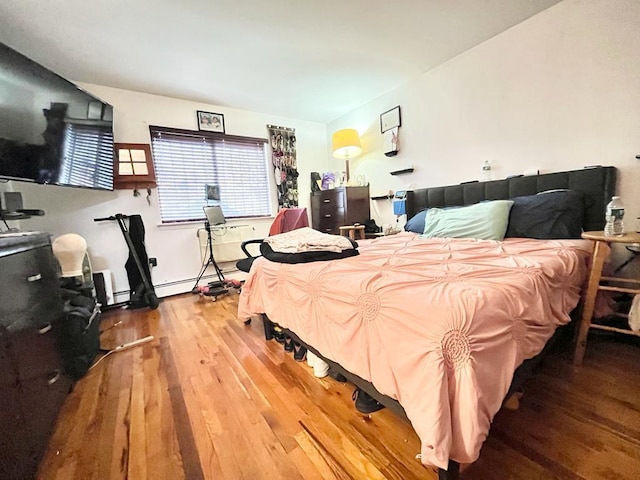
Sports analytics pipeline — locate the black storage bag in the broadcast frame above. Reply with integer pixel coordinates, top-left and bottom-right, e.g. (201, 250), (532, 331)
(58, 293), (101, 379)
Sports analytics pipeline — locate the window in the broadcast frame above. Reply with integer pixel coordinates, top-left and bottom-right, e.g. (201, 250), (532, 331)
(150, 126), (271, 223)
(59, 123), (113, 189)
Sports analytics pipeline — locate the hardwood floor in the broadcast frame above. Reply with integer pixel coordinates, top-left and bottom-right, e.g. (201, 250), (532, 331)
(38, 293), (640, 479)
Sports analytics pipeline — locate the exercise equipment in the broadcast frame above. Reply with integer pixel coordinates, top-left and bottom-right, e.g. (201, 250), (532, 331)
(93, 213), (159, 309)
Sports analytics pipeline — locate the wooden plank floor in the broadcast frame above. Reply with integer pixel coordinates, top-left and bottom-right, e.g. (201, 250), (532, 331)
(38, 293), (640, 479)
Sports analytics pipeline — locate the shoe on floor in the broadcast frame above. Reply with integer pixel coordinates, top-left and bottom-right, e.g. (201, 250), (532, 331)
(307, 351), (317, 368)
(273, 325), (286, 344)
(313, 357), (329, 378)
(293, 343), (307, 362)
(284, 335), (294, 352)
(352, 388), (385, 414)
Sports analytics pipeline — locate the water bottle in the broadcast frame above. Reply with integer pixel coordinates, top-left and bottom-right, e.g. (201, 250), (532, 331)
(604, 196), (625, 236)
(482, 160), (492, 181)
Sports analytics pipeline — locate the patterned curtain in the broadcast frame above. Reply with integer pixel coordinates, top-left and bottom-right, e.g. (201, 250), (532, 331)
(267, 125), (298, 209)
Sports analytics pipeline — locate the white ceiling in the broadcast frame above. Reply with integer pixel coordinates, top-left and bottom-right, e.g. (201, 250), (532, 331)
(0, 0), (560, 124)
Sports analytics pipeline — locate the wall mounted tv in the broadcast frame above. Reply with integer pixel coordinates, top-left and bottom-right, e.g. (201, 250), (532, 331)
(0, 42), (113, 190)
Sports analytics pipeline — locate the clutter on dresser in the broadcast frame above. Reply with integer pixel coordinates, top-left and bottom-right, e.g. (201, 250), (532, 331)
(0, 191), (44, 228)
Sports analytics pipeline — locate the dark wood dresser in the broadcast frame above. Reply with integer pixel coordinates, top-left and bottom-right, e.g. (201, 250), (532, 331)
(311, 186), (370, 234)
(0, 232), (72, 480)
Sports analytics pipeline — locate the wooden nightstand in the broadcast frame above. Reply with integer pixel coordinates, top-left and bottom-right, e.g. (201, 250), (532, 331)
(573, 230), (640, 366)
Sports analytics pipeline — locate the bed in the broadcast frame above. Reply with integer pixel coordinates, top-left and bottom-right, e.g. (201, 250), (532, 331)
(237, 166), (617, 478)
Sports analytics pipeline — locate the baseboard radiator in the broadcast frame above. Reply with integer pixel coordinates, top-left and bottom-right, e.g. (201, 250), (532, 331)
(198, 225), (255, 263)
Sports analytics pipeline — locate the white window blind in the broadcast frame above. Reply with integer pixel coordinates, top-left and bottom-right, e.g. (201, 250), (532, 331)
(150, 127), (271, 223)
(60, 123), (113, 189)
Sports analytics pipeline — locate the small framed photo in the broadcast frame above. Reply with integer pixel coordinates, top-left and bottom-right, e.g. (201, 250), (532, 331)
(380, 105), (401, 133)
(197, 111), (225, 133)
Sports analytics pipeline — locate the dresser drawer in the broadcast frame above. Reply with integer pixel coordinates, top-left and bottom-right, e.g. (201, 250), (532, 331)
(315, 189), (345, 208)
(0, 328), (17, 389)
(8, 321), (63, 382)
(0, 247), (61, 329)
(0, 383), (31, 480)
(20, 368), (72, 473)
(317, 208), (345, 234)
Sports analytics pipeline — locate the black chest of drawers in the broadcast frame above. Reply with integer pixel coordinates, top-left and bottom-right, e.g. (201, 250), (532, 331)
(0, 233), (72, 480)
(310, 186), (370, 234)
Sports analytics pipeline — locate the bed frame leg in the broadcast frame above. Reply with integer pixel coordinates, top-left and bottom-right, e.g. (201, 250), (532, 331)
(438, 460), (460, 480)
(262, 314), (274, 340)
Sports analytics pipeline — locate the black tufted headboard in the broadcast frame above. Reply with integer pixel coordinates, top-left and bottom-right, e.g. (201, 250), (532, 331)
(405, 166), (617, 232)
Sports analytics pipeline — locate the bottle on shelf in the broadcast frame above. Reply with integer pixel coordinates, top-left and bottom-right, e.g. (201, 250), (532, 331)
(604, 196), (625, 236)
(481, 160), (492, 181)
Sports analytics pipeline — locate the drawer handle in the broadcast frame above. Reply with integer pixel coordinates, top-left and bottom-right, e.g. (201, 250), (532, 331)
(27, 273), (42, 282)
(324, 214), (332, 218)
(47, 370), (61, 386)
(38, 323), (52, 335)
(323, 199), (331, 203)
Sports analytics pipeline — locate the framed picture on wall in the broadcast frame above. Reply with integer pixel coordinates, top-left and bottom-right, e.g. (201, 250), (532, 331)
(197, 111), (225, 133)
(380, 105), (401, 133)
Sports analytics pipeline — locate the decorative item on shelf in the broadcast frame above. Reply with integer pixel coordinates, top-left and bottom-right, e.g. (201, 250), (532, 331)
(380, 106), (401, 156)
(197, 111), (225, 133)
(332, 128), (362, 182)
(268, 125), (298, 209)
(113, 144), (156, 199)
(383, 126), (399, 157)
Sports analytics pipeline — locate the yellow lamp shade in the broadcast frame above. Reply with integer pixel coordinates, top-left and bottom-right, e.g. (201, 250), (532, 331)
(332, 128), (362, 159)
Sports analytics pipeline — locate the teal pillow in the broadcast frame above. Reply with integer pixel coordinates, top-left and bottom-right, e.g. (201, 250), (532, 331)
(421, 200), (514, 240)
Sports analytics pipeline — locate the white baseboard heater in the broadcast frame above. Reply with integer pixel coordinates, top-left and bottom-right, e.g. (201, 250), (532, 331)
(198, 225), (255, 263)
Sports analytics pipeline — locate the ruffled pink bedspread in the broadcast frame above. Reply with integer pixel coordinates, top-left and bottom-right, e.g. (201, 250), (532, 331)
(238, 233), (591, 469)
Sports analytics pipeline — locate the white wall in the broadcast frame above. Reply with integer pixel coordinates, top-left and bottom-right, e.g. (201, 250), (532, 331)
(10, 86), (328, 300)
(328, 0), (640, 229)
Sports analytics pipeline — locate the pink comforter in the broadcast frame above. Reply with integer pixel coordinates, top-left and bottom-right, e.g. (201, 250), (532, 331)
(237, 233), (591, 469)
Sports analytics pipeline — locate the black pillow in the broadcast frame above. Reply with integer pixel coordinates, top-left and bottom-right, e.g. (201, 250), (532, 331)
(505, 190), (584, 239)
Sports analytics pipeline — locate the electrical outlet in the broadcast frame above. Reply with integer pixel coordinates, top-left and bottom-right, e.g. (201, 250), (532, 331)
(149, 257), (157, 267)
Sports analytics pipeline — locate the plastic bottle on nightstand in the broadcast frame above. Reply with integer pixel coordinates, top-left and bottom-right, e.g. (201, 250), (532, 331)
(604, 196), (625, 237)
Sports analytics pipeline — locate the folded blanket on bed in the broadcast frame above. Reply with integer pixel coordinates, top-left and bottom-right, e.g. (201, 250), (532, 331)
(263, 227), (355, 253)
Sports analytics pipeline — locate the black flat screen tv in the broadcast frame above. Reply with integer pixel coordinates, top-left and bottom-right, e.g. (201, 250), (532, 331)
(0, 42), (114, 190)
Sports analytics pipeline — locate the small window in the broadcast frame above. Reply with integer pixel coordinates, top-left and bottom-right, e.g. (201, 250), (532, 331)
(149, 126), (271, 223)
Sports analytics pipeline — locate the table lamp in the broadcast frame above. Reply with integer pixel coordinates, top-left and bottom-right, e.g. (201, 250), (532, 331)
(332, 128), (362, 182)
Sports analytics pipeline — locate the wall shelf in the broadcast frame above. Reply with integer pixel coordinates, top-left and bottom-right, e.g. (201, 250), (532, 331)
(389, 168), (414, 176)
(371, 195), (393, 201)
